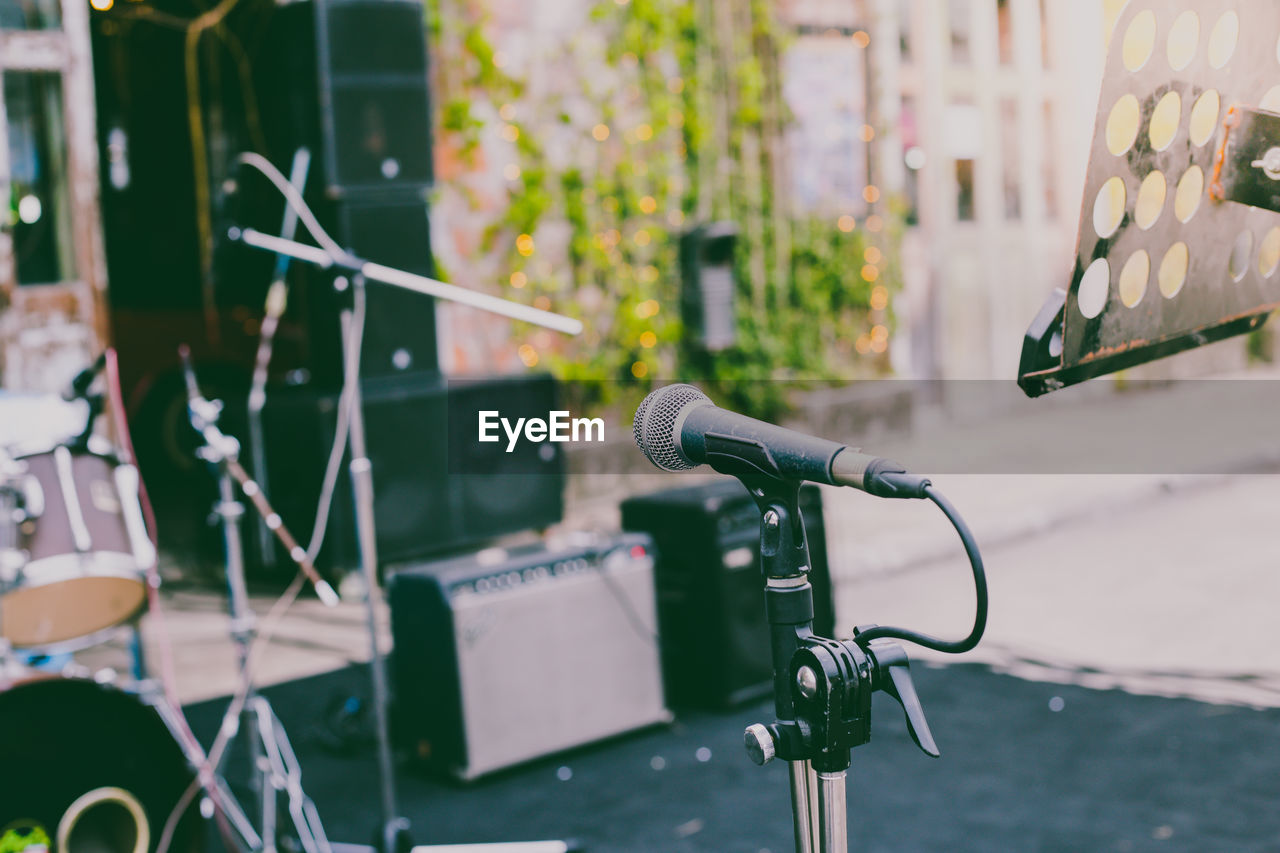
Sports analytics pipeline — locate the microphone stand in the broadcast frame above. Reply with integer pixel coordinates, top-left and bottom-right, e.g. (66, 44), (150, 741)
(732, 473), (941, 852)
(229, 228), (582, 853)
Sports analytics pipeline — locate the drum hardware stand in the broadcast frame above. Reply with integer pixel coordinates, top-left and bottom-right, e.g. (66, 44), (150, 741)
(228, 197), (583, 852)
(183, 349), (339, 853)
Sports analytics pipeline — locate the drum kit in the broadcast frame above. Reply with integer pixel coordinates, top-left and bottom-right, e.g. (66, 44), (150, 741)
(0, 357), (325, 853)
(0, 384), (204, 852)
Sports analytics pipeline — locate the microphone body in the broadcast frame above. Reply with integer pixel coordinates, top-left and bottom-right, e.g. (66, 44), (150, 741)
(634, 384), (929, 499)
(676, 402), (847, 485)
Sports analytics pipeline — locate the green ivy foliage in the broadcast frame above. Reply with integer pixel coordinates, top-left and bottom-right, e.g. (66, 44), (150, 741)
(428, 0), (902, 420)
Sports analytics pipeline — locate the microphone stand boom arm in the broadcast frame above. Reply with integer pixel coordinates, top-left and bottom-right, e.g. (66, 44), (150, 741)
(229, 225), (582, 853)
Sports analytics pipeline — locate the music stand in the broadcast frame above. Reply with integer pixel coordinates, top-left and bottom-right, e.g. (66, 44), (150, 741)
(1020, 0), (1280, 396)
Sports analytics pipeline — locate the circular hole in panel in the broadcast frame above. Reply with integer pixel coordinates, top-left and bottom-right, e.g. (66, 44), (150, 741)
(1123, 10), (1158, 71)
(1106, 94), (1142, 156)
(1167, 11), (1200, 71)
(1077, 258), (1110, 320)
(1260, 227), (1280, 277)
(1119, 250), (1150, 307)
(1229, 231), (1254, 282)
(1189, 90), (1220, 147)
(1261, 86), (1280, 113)
(1207, 12), (1239, 69)
(1174, 165), (1204, 223)
(1159, 242), (1189, 298)
(1093, 177), (1128, 238)
(1134, 171), (1166, 230)
(1148, 91), (1182, 152)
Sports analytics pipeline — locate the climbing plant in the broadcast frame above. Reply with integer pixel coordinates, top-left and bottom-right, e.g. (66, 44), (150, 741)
(427, 0), (903, 419)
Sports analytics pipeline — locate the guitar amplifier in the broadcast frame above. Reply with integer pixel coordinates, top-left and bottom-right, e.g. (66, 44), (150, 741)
(388, 533), (671, 780)
(621, 480), (836, 708)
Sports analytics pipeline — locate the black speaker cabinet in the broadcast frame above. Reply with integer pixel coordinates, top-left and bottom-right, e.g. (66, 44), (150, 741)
(261, 0), (433, 197)
(286, 194), (440, 384)
(389, 534), (671, 779)
(620, 480), (835, 708)
(244, 0), (439, 384)
(255, 372), (564, 576)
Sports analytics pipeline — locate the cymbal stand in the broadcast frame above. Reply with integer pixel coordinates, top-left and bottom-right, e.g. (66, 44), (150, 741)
(183, 351), (338, 853)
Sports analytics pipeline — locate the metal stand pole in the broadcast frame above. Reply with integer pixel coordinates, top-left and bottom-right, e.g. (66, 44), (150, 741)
(814, 771), (848, 852)
(336, 276), (408, 851)
(787, 760), (818, 853)
(210, 449), (273, 847)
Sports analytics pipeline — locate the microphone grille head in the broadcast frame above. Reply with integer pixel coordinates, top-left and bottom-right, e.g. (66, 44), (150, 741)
(633, 383), (713, 471)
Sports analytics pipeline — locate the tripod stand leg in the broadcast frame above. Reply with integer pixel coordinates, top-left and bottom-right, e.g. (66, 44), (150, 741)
(789, 760), (817, 853)
(252, 696), (333, 853)
(814, 771), (847, 853)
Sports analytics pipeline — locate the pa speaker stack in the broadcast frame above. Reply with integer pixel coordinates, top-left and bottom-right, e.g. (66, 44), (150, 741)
(257, 373), (566, 576)
(254, 0), (440, 385)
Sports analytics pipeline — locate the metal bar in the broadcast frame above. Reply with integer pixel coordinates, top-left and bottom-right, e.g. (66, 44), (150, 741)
(235, 228), (584, 335)
(789, 760), (817, 853)
(339, 295), (400, 837)
(815, 771), (848, 853)
(247, 149), (311, 567)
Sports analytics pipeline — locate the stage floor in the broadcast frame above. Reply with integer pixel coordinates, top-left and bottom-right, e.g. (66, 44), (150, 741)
(183, 661), (1280, 853)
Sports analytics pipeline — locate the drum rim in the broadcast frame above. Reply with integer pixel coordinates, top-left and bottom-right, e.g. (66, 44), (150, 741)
(9, 550), (144, 585)
(1, 551), (148, 652)
(9, 436), (120, 464)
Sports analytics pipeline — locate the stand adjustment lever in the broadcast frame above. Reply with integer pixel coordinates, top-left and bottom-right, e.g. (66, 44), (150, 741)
(859, 631), (939, 758)
(745, 628), (942, 775)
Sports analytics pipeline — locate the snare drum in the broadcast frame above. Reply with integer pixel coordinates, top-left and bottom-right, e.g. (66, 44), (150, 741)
(0, 669), (202, 852)
(0, 440), (157, 652)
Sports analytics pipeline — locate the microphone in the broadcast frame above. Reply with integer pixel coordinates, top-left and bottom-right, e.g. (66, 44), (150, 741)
(633, 384), (930, 499)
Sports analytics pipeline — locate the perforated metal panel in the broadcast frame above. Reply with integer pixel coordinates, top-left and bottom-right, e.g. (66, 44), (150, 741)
(1020, 1), (1280, 395)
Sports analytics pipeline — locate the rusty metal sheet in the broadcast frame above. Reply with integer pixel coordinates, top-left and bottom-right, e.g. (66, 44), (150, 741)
(1021, 0), (1280, 396)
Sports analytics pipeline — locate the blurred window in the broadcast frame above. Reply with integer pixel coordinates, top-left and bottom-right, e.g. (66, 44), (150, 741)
(898, 0), (912, 60)
(1039, 0), (1052, 69)
(949, 0), (971, 65)
(997, 0), (1014, 66)
(955, 159), (975, 222)
(1042, 102), (1058, 219)
(782, 30), (868, 215)
(0, 0), (60, 30)
(900, 96), (920, 225)
(5, 71), (77, 285)
(1000, 98), (1020, 219)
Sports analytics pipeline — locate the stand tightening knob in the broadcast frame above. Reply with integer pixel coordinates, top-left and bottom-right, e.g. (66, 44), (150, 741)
(744, 723), (776, 766)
